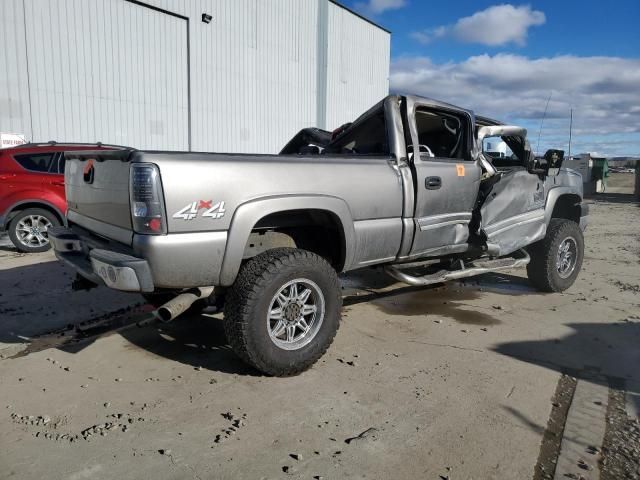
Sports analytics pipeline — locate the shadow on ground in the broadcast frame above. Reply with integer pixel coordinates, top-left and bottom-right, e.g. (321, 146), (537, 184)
(0, 259), (139, 346)
(493, 321), (640, 394)
(116, 313), (258, 376)
(1, 258), (540, 376)
(6, 254), (638, 386)
(586, 192), (639, 205)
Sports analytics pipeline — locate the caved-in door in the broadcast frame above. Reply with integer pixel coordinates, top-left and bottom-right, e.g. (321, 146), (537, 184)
(478, 131), (546, 256)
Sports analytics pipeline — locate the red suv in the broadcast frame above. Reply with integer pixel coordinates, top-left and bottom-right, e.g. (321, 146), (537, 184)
(0, 143), (112, 252)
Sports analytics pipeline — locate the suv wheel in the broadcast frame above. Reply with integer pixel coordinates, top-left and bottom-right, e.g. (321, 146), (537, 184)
(527, 218), (584, 292)
(224, 248), (341, 376)
(8, 208), (60, 253)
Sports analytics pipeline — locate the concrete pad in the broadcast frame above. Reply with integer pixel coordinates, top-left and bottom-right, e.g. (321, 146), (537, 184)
(554, 379), (609, 480)
(0, 176), (639, 479)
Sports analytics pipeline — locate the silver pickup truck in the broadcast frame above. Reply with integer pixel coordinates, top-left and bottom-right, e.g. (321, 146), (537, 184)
(50, 94), (588, 376)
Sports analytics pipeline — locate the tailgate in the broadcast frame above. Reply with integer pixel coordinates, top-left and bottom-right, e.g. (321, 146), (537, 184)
(65, 150), (134, 244)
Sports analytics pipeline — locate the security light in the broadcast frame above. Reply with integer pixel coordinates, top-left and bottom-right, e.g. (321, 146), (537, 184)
(202, 13), (212, 24)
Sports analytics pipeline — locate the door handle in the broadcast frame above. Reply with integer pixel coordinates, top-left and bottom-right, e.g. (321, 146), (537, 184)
(51, 180), (65, 187)
(425, 176), (442, 190)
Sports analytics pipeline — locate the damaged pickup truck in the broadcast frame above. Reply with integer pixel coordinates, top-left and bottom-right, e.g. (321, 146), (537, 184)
(50, 95), (588, 376)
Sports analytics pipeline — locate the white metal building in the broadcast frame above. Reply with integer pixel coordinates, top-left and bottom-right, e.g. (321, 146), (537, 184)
(0, 0), (390, 153)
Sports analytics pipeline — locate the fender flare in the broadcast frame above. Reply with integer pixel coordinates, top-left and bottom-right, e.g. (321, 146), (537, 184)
(544, 186), (583, 225)
(218, 195), (355, 286)
(2, 198), (67, 229)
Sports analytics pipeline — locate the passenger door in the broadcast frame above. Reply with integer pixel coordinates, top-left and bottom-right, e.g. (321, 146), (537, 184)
(406, 100), (482, 257)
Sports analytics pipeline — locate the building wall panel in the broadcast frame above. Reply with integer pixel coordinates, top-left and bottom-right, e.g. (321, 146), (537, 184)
(14, 0), (189, 150)
(325, 2), (390, 129)
(0, 0), (390, 153)
(0, 0), (32, 138)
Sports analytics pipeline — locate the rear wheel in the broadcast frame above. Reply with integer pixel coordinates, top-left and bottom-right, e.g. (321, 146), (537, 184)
(8, 208), (60, 253)
(527, 219), (584, 292)
(223, 248), (341, 376)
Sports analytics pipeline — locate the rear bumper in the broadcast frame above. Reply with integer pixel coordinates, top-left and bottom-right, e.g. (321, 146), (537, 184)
(50, 225), (228, 291)
(50, 227), (154, 292)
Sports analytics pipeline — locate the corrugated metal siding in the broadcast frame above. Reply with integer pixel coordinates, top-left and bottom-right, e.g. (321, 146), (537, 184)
(0, 0), (32, 138)
(0, 0), (390, 153)
(325, 2), (390, 129)
(18, 0), (189, 150)
(148, 0), (320, 153)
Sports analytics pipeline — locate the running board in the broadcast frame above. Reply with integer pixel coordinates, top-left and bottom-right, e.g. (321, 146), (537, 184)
(384, 249), (530, 287)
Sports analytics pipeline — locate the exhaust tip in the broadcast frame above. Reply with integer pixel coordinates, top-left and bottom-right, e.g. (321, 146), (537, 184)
(156, 307), (173, 323)
(153, 286), (215, 324)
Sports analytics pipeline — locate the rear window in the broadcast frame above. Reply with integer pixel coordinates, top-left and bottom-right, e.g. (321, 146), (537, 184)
(13, 153), (56, 172)
(325, 107), (389, 156)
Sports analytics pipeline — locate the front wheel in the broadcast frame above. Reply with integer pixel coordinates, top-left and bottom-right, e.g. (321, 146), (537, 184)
(527, 219), (584, 292)
(223, 248), (341, 376)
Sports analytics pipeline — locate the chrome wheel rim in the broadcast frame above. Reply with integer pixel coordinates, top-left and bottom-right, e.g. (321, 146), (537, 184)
(15, 215), (52, 248)
(267, 278), (325, 351)
(556, 236), (578, 279)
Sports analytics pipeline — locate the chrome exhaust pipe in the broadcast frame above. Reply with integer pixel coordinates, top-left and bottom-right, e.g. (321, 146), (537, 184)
(155, 286), (215, 323)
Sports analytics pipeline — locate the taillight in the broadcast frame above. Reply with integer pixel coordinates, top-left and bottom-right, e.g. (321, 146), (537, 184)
(130, 163), (167, 235)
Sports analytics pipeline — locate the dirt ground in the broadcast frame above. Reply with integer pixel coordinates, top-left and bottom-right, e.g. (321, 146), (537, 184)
(0, 173), (638, 480)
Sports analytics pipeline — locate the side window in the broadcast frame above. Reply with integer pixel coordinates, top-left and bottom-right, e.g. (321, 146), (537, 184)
(325, 108), (389, 156)
(13, 153), (55, 173)
(414, 108), (469, 160)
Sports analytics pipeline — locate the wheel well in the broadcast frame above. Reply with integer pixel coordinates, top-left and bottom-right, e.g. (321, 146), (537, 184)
(248, 209), (346, 270)
(6, 202), (64, 227)
(551, 194), (581, 223)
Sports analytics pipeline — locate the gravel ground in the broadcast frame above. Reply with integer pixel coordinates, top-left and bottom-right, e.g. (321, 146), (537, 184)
(602, 389), (640, 480)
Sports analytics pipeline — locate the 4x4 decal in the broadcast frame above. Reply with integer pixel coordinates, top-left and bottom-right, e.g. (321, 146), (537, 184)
(173, 200), (226, 220)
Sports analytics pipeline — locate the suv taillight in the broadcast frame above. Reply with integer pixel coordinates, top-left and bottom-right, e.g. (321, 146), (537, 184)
(130, 163), (167, 235)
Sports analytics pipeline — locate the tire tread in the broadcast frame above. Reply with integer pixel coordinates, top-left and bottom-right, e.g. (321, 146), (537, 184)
(223, 248), (341, 376)
(527, 218), (583, 292)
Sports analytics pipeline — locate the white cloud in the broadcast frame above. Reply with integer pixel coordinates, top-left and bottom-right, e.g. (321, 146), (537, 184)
(354, 0), (407, 15)
(390, 54), (640, 156)
(412, 4), (546, 46)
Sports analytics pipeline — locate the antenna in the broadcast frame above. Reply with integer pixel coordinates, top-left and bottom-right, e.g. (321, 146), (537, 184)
(536, 92), (552, 155)
(568, 108), (573, 160)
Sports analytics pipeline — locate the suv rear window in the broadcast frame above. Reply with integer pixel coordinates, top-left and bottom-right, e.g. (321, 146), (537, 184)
(13, 153), (56, 172)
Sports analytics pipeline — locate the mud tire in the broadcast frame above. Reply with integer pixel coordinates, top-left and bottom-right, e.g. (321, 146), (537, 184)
(223, 248), (341, 376)
(527, 219), (584, 292)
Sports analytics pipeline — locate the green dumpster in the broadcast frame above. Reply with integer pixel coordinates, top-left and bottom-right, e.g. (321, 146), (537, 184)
(591, 158), (609, 191)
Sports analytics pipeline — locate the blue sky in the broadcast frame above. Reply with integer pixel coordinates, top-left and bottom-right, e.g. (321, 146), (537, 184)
(348, 0), (640, 157)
